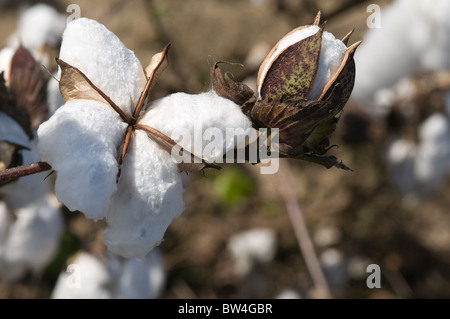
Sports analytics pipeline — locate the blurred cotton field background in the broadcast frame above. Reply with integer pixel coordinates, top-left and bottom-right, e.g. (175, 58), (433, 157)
(1, 0), (450, 299)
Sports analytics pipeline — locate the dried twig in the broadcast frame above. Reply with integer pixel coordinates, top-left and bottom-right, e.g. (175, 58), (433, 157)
(276, 160), (332, 299)
(0, 161), (52, 186)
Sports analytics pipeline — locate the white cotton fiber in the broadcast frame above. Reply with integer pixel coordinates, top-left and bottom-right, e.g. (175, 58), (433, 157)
(37, 99), (127, 220)
(308, 31), (347, 100)
(103, 130), (184, 259)
(59, 18), (147, 116)
(0, 194), (64, 282)
(140, 91), (252, 162)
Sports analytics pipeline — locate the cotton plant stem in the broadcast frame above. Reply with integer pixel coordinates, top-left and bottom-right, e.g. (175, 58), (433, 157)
(276, 160), (332, 299)
(0, 161), (52, 186)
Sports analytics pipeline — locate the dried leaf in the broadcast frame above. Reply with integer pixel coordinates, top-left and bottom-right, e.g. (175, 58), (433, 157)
(57, 58), (130, 122)
(134, 44), (171, 118)
(211, 61), (256, 110)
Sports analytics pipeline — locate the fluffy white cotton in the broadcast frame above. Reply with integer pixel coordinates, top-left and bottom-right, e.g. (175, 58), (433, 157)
(37, 100), (127, 220)
(140, 91), (253, 162)
(59, 18), (147, 116)
(227, 228), (276, 276)
(257, 25), (347, 100)
(104, 131), (184, 259)
(0, 194), (64, 282)
(308, 31), (347, 100)
(352, 0), (450, 107)
(51, 249), (166, 299)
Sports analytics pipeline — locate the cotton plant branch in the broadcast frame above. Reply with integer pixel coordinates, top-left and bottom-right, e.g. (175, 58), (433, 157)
(0, 161), (52, 186)
(276, 160), (332, 299)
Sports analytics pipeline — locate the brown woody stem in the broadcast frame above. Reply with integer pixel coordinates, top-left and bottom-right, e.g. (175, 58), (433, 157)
(0, 161), (52, 186)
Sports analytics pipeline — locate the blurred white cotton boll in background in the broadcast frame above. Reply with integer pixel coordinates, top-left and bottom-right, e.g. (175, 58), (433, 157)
(51, 249), (166, 299)
(51, 252), (113, 299)
(0, 194), (64, 283)
(414, 113), (450, 195)
(116, 248), (166, 299)
(385, 113), (450, 197)
(227, 228), (276, 276)
(6, 3), (66, 68)
(352, 0), (450, 113)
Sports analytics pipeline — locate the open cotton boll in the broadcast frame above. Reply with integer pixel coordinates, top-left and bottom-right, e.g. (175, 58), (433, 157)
(37, 99), (127, 220)
(104, 131), (184, 259)
(257, 26), (347, 100)
(59, 18), (147, 116)
(140, 91), (253, 162)
(0, 194), (64, 282)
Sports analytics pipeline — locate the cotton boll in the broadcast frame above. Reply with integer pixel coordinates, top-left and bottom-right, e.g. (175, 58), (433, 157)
(227, 228), (276, 276)
(0, 194), (64, 282)
(104, 131), (184, 259)
(0, 111), (29, 147)
(59, 18), (146, 116)
(140, 91), (252, 162)
(51, 252), (113, 299)
(37, 100), (127, 220)
(116, 248), (166, 299)
(9, 4), (66, 50)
